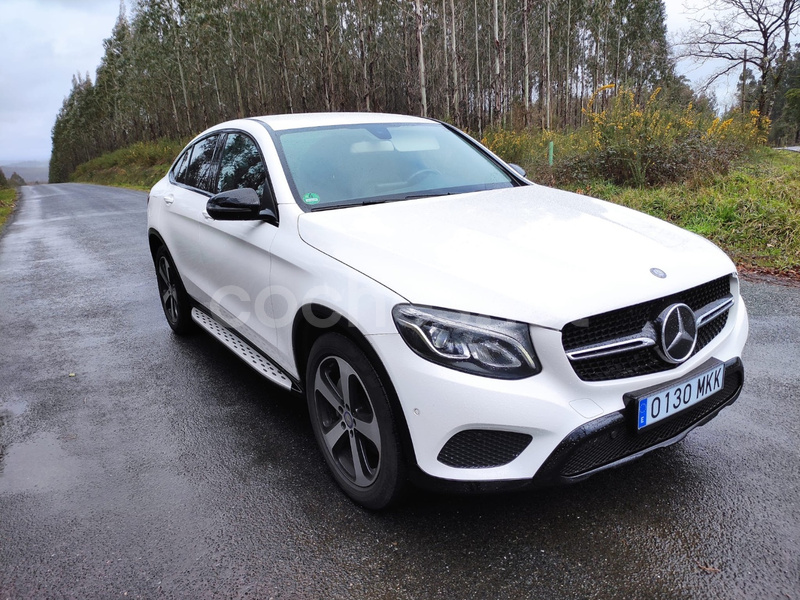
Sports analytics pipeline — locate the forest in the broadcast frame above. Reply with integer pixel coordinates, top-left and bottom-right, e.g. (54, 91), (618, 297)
(49, 0), (800, 183)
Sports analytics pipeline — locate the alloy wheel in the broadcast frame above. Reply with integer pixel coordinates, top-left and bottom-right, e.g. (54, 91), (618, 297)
(313, 355), (382, 488)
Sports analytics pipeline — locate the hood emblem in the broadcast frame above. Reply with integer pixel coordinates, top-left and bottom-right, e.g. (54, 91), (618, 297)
(656, 303), (697, 364)
(650, 268), (667, 279)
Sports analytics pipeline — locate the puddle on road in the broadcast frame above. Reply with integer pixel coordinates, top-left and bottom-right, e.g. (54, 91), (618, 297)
(0, 399), (29, 476)
(0, 431), (80, 494)
(0, 398), (29, 421)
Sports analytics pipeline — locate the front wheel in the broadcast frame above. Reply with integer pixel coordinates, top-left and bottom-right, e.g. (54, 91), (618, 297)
(306, 333), (406, 509)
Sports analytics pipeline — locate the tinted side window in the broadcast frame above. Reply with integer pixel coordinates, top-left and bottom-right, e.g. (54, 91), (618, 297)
(216, 133), (267, 199)
(171, 150), (190, 184)
(184, 135), (219, 191)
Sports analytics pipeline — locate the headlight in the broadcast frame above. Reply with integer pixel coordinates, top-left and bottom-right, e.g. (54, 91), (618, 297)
(392, 305), (540, 379)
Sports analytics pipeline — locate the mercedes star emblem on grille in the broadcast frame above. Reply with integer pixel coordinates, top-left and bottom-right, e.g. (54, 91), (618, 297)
(657, 303), (698, 364)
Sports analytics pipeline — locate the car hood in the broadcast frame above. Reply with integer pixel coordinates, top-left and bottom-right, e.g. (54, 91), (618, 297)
(297, 185), (735, 329)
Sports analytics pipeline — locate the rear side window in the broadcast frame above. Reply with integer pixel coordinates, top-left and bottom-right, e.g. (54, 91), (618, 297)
(216, 133), (267, 199)
(183, 135), (219, 191)
(171, 150), (190, 184)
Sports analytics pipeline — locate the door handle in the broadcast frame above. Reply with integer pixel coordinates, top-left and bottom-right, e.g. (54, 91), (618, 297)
(164, 194), (174, 205)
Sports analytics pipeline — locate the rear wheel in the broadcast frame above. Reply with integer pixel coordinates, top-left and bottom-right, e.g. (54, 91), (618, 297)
(154, 246), (194, 335)
(306, 333), (405, 509)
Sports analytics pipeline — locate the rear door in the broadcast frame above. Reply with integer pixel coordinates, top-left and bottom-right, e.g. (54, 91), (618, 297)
(196, 130), (281, 356)
(158, 134), (220, 300)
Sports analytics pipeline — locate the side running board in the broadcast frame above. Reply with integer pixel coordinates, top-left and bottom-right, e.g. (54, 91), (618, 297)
(191, 308), (293, 390)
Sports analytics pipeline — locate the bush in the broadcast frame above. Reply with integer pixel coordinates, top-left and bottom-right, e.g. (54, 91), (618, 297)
(482, 86), (770, 188)
(480, 129), (536, 166)
(573, 86), (768, 186)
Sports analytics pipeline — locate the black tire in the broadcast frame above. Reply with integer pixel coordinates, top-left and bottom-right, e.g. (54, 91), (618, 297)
(154, 246), (195, 335)
(306, 333), (406, 509)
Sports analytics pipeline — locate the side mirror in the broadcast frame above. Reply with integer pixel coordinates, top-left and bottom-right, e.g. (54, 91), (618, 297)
(508, 163), (527, 178)
(258, 207), (278, 226)
(206, 188), (269, 221)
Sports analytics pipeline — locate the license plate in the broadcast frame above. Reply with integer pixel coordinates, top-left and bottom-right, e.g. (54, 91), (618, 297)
(634, 362), (725, 430)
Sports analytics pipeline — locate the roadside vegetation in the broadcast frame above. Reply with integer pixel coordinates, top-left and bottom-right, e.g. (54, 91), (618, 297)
(0, 169), (18, 231)
(483, 86), (770, 187)
(0, 189), (16, 230)
(70, 139), (188, 190)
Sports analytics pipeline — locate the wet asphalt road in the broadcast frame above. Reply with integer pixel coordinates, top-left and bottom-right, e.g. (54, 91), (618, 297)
(0, 183), (798, 599)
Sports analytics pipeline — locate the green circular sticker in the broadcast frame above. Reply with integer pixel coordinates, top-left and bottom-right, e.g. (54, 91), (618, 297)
(302, 192), (320, 205)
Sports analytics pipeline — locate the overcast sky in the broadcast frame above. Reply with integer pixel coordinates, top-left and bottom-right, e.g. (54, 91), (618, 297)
(0, 0), (728, 165)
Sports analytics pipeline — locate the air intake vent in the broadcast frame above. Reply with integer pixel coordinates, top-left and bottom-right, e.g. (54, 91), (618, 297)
(438, 430), (532, 468)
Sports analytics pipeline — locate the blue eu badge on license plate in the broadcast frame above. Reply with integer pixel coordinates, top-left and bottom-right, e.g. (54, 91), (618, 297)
(638, 400), (648, 429)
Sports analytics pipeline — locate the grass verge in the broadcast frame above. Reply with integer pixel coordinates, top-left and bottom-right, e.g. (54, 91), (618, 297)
(0, 187), (17, 231)
(70, 139), (188, 190)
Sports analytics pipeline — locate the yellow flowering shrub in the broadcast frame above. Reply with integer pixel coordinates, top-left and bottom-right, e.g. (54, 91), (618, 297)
(475, 85), (769, 188)
(572, 86), (769, 186)
(481, 129), (535, 165)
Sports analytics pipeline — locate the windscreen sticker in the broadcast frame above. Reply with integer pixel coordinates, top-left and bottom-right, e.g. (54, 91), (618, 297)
(302, 192), (320, 205)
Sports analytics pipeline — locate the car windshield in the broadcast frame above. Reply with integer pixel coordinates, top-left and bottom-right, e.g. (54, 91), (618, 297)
(274, 123), (517, 210)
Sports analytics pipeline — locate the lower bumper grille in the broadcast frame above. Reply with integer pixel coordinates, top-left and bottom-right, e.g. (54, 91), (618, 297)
(438, 429), (533, 468)
(534, 357), (744, 482)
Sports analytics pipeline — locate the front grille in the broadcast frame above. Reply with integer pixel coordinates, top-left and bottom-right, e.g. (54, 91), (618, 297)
(562, 276), (731, 381)
(438, 429), (533, 468)
(534, 358), (743, 481)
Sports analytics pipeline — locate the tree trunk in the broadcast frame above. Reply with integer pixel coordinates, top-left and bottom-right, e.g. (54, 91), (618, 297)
(276, 13), (294, 113)
(565, 0), (571, 127)
(319, 0), (333, 111)
(174, 36), (192, 135)
(450, 0), (460, 126)
(523, 0), (530, 116)
(546, 0), (551, 129)
(357, 0), (371, 111)
(414, 0), (428, 117)
(475, 0), (482, 134)
(226, 12), (245, 118)
(443, 0), (450, 120)
(492, 0), (500, 121)
(502, 0), (508, 125)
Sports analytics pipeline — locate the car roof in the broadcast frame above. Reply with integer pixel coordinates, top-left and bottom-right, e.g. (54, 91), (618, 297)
(250, 112), (430, 132)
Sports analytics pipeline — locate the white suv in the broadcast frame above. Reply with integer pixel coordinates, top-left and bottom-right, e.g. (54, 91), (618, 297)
(147, 113), (748, 509)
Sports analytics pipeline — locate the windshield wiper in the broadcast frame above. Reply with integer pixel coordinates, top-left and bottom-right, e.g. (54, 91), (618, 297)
(310, 192), (452, 211)
(309, 198), (395, 211)
(404, 191), (453, 200)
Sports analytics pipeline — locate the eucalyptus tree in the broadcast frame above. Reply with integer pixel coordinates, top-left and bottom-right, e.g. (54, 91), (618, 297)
(769, 50), (800, 143)
(50, 74), (98, 182)
(50, 0), (684, 182)
(94, 9), (133, 150)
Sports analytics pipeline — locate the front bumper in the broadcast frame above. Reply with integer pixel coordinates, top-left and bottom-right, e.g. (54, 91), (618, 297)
(366, 294), (748, 485)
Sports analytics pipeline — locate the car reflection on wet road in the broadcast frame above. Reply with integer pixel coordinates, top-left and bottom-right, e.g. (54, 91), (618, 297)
(1, 184), (798, 599)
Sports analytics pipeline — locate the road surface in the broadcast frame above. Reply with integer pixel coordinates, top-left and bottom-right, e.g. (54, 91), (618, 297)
(1, 184), (798, 599)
